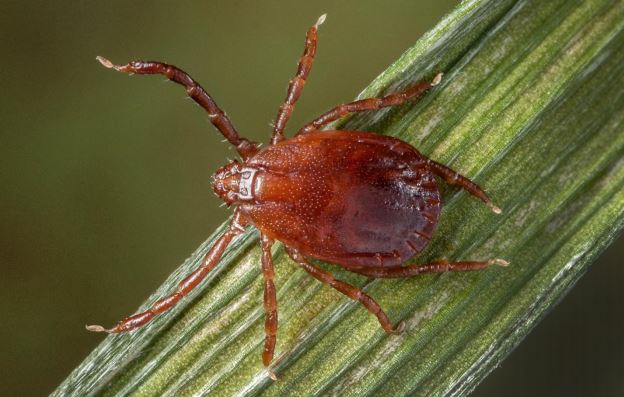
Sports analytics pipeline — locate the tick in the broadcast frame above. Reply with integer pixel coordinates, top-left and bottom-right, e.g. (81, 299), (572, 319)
(87, 14), (507, 378)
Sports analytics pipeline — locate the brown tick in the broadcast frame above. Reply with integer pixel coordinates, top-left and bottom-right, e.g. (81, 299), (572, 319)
(87, 14), (507, 379)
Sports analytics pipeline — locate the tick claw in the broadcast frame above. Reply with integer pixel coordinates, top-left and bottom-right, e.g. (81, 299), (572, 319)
(487, 202), (503, 214)
(489, 258), (510, 267)
(315, 13), (327, 28)
(96, 56), (115, 69)
(267, 368), (279, 381)
(392, 320), (406, 334)
(96, 56), (125, 72)
(431, 72), (443, 86)
(85, 324), (111, 333)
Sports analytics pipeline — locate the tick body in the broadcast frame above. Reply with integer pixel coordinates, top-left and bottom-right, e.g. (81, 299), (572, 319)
(237, 130), (440, 268)
(88, 14), (507, 379)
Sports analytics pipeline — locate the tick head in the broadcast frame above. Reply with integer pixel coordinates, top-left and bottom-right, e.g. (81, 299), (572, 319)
(212, 161), (256, 205)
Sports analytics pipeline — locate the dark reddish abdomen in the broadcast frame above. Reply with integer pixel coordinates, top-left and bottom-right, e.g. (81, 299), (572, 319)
(243, 131), (440, 268)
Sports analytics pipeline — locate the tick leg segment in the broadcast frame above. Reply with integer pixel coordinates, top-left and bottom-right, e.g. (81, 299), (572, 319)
(425, 159), (502, 214)
(296, 73), (442, 136)
(271, 14), (326, 145)
(86, 210), (248, 334)
(286, 247), (402, 334)
(96, 56), (259, 159)
(349, 258), (509, 278)
(260, 234), (279, 377)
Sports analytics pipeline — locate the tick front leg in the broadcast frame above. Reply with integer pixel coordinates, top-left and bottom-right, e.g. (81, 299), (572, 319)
(271, 14), (326, 145)
(286, 247), (403, 334)
(349, 258), (509, 278)
(425, 159), (502, 214)
(296, 73), (442, 136)
(260, 234), (279, 379)
(96, 57), (259, 159)
(86, 210), (248, 334)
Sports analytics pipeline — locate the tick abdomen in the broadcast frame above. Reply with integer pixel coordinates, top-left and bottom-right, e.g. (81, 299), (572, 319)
(243, 131), (441, 267)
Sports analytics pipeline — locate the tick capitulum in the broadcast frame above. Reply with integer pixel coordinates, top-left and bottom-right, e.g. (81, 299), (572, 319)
(88, 14), (507, 379)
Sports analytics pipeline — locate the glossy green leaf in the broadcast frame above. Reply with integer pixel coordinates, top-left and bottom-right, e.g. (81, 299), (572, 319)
(54, 0), (624, 395)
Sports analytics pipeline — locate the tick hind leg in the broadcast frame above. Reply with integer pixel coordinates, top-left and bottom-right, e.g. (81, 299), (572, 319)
(96, 57), (258, 159)
(271, 14), (326, 145)
(286, 247), (404, 334)
(296, 73), (442, 136)
(260, 234), (279, 379)
(425, 159), (502, 214)
(348, 258), (509, 278)
(86, 211), (248, 333)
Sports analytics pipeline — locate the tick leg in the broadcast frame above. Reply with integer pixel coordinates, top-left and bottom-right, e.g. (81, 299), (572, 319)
(86, 210), (248, 334)
(271, 14), (326, 145)
(96, 56), (259, 159)
(296, 73), (442, 136)
(260, 234), (279, 378)
(425, 159), (502, 214)
(349, 258), (509, 278)
(286, 247), (402, 334)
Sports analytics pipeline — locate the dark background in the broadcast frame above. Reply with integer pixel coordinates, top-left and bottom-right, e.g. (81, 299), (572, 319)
(0, 1), (621, 396)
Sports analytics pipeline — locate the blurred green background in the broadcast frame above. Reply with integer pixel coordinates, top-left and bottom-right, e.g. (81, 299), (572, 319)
(0, 1), (621, 396)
